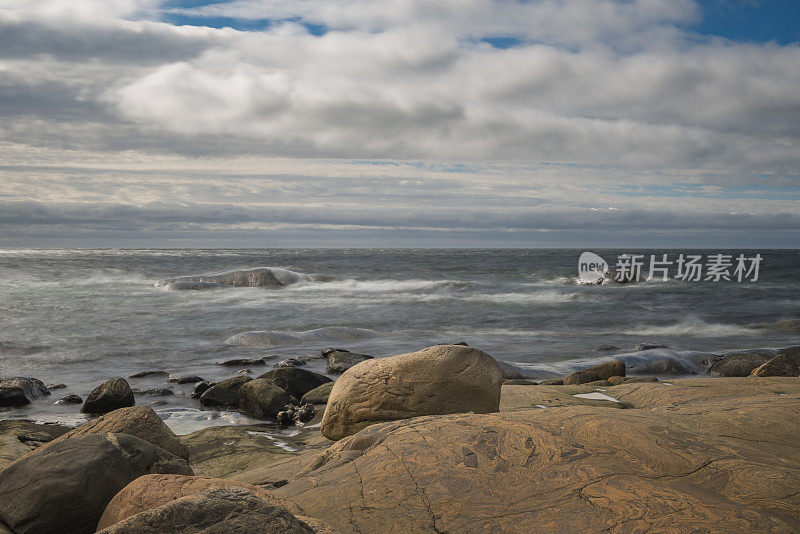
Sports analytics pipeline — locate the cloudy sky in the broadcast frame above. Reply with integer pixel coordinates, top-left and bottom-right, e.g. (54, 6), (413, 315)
(0, 0), (798, 248)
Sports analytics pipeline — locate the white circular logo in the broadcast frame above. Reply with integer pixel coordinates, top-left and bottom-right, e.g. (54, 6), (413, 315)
(578, 251), (608, 283)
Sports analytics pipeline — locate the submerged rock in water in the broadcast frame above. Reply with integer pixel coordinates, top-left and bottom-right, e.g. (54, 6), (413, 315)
(321, 344), (502, 441)
(0, 377), (50, 407)
(633, 343), (669, 351)
(190, 381), (213, 399)
(154, 267), (337, 289)
(217, 357), (269, 367)
(225, 326), (378, 348)
(563, 360), (625, 385)
(167, 374), (205, 384)
(275, 358), (306, 368)
(81, 378), (134, 414)
(594, 344), (620, 352)
(0, 433), (192, 534)
(54, 394), (82, 405)
(47, 383), (67, 390)
(129, 370), (169, 379)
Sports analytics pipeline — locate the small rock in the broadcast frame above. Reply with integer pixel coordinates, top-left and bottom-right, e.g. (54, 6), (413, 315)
(595, 344), (620, 352)
(275, 358), (306, 368)
(46, 383), (67, 390)
(167, 374), (205, 384)
(295, 403), (315, 423)
(0, 377), (50, 407)
(190, 381), (213, 399)
(750, 354), (799, 377)
(563, 360), (626, 386)
(537, 379), (564, 385)
(633, 343), (669, 351)
(321, 347), (348, 356)
(81, 378), (134, 414)
(128, 371), (168, 379)
(131, 388), (174, 397)
(326, 350), (373, 374)
(216, 358), (268, 367)
(199, 376), (253, 408)
(55, 394), (82, 405)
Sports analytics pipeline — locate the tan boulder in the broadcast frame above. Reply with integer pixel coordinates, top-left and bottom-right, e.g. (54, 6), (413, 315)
(273, 381), (800, 533)
(563, 359), (625, 385)
(97, 474), (333, 533)
(96, 488), (319, 533)
(321, 345), (502, 440)
(48, 406), (189, 461)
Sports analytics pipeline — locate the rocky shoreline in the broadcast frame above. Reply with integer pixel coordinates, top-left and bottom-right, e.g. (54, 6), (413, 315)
(1, 343), (799, 532)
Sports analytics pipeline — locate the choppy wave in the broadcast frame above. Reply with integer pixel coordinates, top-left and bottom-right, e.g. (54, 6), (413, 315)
(623, 318), (759, 337)
(225, 326), (379, 347)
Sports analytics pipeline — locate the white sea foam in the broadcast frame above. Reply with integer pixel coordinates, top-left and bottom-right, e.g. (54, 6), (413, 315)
(623, 318), (758, 337)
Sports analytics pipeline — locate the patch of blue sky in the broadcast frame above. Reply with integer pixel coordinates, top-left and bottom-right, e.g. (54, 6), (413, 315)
(692, 0), (800, 44)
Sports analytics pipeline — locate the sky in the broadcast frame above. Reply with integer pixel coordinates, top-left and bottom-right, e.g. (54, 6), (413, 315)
(0, 0), (798, 248)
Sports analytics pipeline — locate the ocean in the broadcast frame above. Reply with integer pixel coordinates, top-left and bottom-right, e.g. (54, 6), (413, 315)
(1, 248), (798, 433)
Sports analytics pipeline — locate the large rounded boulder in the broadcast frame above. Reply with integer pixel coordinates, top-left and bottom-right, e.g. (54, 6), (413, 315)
(0, 433), (192, 534)
(0, 377), (50, 407)
(81, 378), (135, 414)
(321, 344), (502, 441)
(47, 406), (189, 461)
(199, 376), (252, 407)
(96, 474), (331, 532)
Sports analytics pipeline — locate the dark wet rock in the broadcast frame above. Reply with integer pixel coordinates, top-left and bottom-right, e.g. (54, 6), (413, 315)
(49, 405), (190, 461)
(96, 474), (330, 533)
(55, 394), (82, 404)
(81, 378), (135, 414)
(235, 369), (252, 376)
(199, 376), (252, 408)
(154, 267), (336, 289)
(633, 343), (669, 351)
(595, 344), (620, 351)
(129, 370), (169, 379)
(190, 381), (214, 399)
(132, 388), (174, 397)
(710, 352), (773, 377)
(0, 377), (50, 407)
(503, 379), (538, 385)
(322, 345), (502, 441)
(217, 357), (269, 367)
(300, 382), (334, 405)
(258, 368), (332, 400)
(46, 383), (67, 389)
(325, 349), (373, 374)
(239, 378), (291, 419)
(538, 379), (564, 385)
(321, 347), (346, 356)
(751, 354), (799, 377)
(0, 433), (192, 534)
(164, 281), (220, 290)
(275, 358), (307, 368)
(295, 403), (315, 423)
(167, 374), (205, 384)
(563, 360), (626, 386)
(96, 487), (316, 533)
